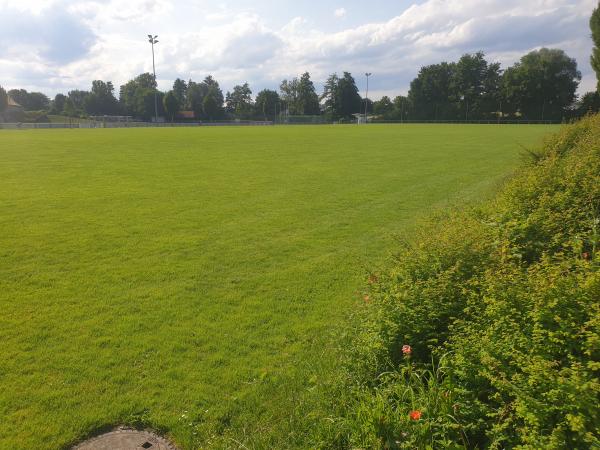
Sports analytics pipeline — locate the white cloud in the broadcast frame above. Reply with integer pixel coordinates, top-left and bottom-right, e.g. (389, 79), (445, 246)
(0, 6), (96, 64)
(0, 0), (597, 97)
(334, 8), (346, 19)
(75, 0), (173, 24)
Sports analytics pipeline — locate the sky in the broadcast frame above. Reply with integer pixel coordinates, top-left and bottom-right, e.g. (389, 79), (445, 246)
(0, 0), (597, 100)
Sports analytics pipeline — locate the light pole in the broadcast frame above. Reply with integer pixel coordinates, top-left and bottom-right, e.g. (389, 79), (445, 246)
(148, 34), (159, 123)
(365, 72), (372, 124)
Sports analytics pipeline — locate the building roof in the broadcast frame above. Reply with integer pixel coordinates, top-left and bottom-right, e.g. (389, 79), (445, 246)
(178, 110), (195, 119)
(7, 95), (22, 108)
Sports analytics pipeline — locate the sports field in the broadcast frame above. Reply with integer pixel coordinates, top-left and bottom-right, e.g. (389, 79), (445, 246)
(0, 124), (556, 449)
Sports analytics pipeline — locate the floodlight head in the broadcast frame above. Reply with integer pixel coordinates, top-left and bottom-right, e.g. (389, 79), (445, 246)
(366, 72), (372, 77)
(148, 34), (153, 39)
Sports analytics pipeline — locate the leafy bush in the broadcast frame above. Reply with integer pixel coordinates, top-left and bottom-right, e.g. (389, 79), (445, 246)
(320, 116), (600, 449)
(23, 110), (50, 123)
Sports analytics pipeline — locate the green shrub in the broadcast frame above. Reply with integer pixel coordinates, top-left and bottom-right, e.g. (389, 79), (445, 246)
(322, 115), (600, 449)
(447, 257), (599, 449)
(23, 110), (50, 123)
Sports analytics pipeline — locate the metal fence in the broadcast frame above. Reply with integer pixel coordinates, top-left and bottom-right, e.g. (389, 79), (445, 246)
(0, 120), (274, 129)
(0, 119), (562, 130)
(368, 119), (560, 125)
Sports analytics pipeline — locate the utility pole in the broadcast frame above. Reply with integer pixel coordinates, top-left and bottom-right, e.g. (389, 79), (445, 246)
(365, 73), (372, 124)
(148, 34), (159, 123)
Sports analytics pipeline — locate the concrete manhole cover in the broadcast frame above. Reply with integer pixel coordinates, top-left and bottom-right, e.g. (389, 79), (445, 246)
(73, 428), (178, 450)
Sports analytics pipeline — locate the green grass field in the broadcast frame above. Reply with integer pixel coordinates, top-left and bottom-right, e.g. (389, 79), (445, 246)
(0, 124), (556, 449)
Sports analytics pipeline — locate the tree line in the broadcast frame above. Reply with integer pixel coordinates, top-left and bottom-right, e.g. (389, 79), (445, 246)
(2, 44), (600, 123)
(372, 48), (590, 122)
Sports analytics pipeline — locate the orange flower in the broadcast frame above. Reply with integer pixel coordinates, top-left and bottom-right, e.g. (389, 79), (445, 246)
(409, 410), (421, 421)
(363, 294), (370, 303)
(402, 345), (412, 356)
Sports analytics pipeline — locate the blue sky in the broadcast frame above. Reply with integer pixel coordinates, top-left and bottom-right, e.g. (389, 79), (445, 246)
(207, 0), (425, 29)
(0, 0), (597, 99)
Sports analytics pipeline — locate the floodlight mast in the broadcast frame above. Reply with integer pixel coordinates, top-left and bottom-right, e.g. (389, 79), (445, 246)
(365, 73), (372, 124)
(148, 34), (159, 123)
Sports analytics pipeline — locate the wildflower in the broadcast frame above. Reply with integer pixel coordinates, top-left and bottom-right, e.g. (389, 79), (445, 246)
(402, 345), (412, 356)
(409, 410), (421, 421)
(583, 252), (590, 260)
(363, 294), (370, 303)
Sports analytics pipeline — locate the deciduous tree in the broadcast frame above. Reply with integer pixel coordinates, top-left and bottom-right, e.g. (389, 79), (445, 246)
(502, 48), (581, 120)
(51, 94), (67, 115)
(186, 76), (224, 120)
(321, 73), (339, 119)
(172, 78), (187, 106)
(202, 88), (222, 121)
(591, 3), (600, 90)
(186, 81), (207, 118)
(280, 73), (320, 115)
(163, 90), (180, 122)
(119, 73), (161, 119)
(226, 83), (253, 119)
(408, 62), (456, 120)
(280, 78), (300, 115)
(574, 91), (600, 117)
(0, 85), (7, 113)
(452, 52), (501, 119)
(85, 80), (119, 115)
(64, 90), (90, 116)
(255, 89), (280, 120)
(7, 89), (50, 111)
(373, 96), (393, 117)
(298, 72), (320, 115)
